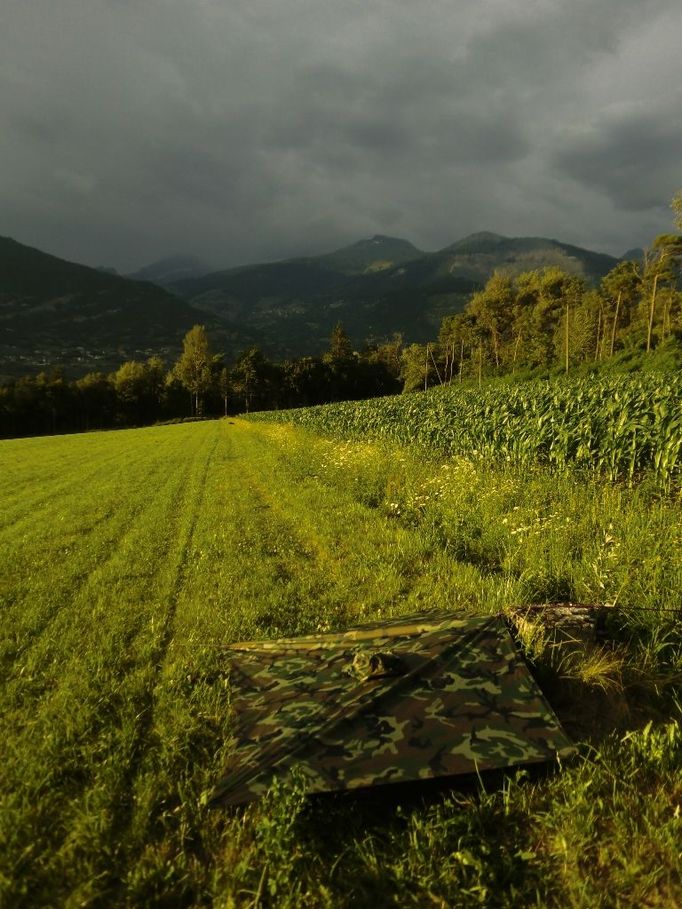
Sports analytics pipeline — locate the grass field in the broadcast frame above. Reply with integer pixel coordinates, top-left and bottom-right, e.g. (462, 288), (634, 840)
(1, 418), (681, 907)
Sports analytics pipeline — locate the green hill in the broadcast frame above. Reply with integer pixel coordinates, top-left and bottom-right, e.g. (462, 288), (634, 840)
(308, 234), (424, 274)
(430, 231), (619, 283)
(0, 236), (249, 376)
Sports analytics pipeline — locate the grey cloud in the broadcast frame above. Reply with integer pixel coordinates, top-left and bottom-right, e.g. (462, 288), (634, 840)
(431, 113), (531, 165)
(553, 102), (682, 211)
(0, 0), (680, 270)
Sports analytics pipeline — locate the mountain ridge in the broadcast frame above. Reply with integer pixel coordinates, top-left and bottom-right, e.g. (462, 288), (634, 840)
(0, 235), (249, 377)
(1, 230), (625, 375)
(168, 231), (621, 357)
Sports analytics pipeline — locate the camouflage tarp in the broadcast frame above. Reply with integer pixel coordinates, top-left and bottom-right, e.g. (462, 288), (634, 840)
(212, 612), (576, 806)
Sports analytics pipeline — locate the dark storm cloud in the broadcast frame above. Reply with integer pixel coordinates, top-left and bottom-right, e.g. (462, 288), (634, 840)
(553, 101), (682, 211)
(1, 0), (680, 270)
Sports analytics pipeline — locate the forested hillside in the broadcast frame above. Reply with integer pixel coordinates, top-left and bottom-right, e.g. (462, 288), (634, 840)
(0, 236), (250, 378)
(171, 232), (621, 356)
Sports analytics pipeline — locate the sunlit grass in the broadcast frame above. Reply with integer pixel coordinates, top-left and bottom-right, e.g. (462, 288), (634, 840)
(0, 418), (680, 907)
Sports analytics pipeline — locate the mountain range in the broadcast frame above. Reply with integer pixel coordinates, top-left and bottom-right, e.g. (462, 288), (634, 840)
(1, 231), (627, 377)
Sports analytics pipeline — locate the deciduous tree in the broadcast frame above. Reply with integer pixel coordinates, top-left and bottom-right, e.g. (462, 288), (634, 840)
(672, 189), (682, 230)
(174, 325), (212, 416)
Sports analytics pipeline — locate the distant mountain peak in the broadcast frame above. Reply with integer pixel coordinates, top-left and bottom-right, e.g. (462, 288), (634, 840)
(344, 234), (419, 250)
(363, 233), (408, 244)
(431, 232), (619, 286)
(445, 231), (508, 252)
(461, 231), (506, 242)
(313, 235), (424, 275)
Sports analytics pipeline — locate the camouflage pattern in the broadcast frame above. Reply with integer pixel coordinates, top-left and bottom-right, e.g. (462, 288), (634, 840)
(212, 612), (576, 806)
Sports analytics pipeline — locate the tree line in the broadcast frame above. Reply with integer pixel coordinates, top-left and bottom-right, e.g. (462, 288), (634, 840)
(0, 323), (403, 438)
(403, 195), (682, 390)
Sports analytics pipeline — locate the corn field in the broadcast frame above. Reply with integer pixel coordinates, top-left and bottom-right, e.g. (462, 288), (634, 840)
(248, 375), (682, 487)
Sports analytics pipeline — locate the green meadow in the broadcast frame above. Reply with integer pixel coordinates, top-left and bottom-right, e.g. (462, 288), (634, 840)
(1, 416), (680, 907)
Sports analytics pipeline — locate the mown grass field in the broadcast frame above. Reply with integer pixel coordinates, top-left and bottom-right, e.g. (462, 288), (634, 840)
(1, 417), (681, 907)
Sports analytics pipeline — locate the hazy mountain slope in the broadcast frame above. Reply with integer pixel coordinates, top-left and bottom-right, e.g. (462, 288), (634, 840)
(174, 232), (618, 356)
(307, 234), (424, 274)
(0, 236), (248, 376)
(128, 254), (213, 288)
(429, 232), (619, 283)
(178, 245), (475, 356)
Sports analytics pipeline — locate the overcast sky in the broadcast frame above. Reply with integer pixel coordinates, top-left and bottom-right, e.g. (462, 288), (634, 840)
(1, 0), (681, 272)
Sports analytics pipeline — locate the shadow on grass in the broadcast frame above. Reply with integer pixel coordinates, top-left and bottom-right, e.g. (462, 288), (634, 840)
(244, 767), (553, 909)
